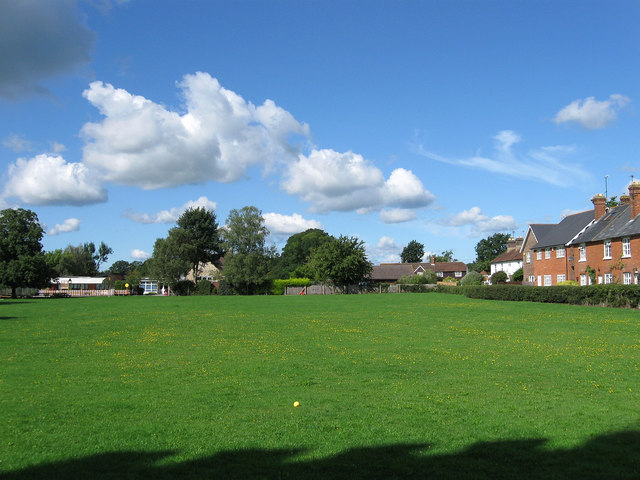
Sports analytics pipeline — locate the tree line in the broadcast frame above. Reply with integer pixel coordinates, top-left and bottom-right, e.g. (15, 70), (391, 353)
(1, 206), (515, 298)
(148, 205), (372, 295)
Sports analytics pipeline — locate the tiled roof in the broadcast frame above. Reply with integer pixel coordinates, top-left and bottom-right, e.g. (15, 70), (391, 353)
(369, 263), (415, 280)
(491, 249), (523, 264)
(369, 261), (467, 281)
(421, 261), (468, 273)
(533, 210), (594, 249)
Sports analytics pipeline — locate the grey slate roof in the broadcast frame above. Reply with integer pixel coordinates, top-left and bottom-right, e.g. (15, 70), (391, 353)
(569, 204), (640, 244)
(532, 210), (594, 249)
(530, 224), (555, 243)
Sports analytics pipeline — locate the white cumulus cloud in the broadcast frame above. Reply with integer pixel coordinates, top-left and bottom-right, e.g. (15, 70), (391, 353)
(2, 154), (107, 205)
(282, 149), (434, 214)
(123, 196), (218, 224)
(81, 72), (310, 189)
(379, 208), (417, 224)
(131, 249), (150, 260)
(367, 236), (401, 264)
(439, 206), (517, 236)
(47, 218), (81, 235)
(554, 94), (630, 130)
(262, 212), (323, 236)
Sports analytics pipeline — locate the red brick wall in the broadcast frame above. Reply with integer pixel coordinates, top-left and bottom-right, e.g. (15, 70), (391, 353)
(573, 237), (640, 284)
(531, 246), (570, 285)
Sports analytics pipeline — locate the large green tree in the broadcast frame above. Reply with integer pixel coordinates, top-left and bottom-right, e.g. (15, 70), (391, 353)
(175, 207), (223, 280)
(272, 228), (331, 279)
(468, 233), (510, 273)
(222, 206), (275, 294)
(306, 235), (372, 291)
(0, 208), (51, 298)
(47, 241), (113, 277)
(149, 233), (191, 291)
(400, 240), (424, 263)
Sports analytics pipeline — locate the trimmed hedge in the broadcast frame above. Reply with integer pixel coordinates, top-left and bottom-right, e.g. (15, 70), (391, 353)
(270, 278), (311, 295)
(436, 284), (640, 308)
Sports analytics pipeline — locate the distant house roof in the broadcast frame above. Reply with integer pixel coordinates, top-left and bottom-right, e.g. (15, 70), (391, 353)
(568, 203), (640, 244)
(532, 210), (594, 249)
(415, 262), (468, 273)
(491, 249), (523, 264)
(369, 261), (467, 282)
(369, 263), (415, 281)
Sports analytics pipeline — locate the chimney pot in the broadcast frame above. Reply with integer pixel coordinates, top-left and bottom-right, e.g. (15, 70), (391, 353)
(592, 194), (607, 220)
(629, 181), (640, 219)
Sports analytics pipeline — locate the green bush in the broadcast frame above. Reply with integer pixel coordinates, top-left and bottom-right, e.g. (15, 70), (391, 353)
(195, 279), (213, 295)
(270, 278), (311, 295)
(460, 271), (483, 286)
(511, 267), (524, 282)
(114, 280), (126, 290)
(451, 284), (640, 308)
(397, 272), (437, 285)
(173, 280), (195, 296)
(491, 271), (508, 284)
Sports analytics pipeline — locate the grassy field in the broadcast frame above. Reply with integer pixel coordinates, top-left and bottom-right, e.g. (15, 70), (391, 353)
(1, 293), (639, 479)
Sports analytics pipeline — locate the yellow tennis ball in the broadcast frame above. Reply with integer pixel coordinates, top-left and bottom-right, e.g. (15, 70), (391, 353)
(293, 401), (300, 407)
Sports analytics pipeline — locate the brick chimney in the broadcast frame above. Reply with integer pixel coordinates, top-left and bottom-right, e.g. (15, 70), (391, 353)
(620, 194), (631, 205)
(507, 237), (516, 251)
(629, 181), (640, 219)
(515, 236), (524, 250)
(592, 194), (606, 220)
(430, 255), (436, 265)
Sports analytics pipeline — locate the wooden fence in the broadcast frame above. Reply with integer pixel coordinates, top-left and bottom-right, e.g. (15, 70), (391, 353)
(284, 284), (439, 295)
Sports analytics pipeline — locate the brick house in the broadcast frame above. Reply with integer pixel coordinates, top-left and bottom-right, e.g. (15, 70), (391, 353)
(567, 183), (640, 285)
(521, 224), (555, 283)
(526, 210), (594, 286)
(525, 181), (640, 286)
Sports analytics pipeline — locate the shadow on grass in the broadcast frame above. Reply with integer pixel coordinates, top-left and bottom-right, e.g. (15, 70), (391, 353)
(2, 430), (639, 479)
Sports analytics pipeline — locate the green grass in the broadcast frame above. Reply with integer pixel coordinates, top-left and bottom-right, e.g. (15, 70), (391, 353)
(1, 293), (639, 479)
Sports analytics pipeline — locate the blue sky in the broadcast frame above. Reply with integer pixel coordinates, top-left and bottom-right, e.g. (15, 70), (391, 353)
(1, 0), (639, 267)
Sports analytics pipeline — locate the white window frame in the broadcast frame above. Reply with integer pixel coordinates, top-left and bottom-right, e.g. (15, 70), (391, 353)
(436, 271), (444, 277)
(557, 274), (566, 283)
(454, 271), (462, 278)
(579, 244), (586, 262)
(544, 275), (552, 286)
(580, 274), (587, 286)
(556, 246), (565, 258)
(536, 250), (542, 260)
(622, 237), (631, 258)
(604, 240), (612, 259)
(545, 248), (551, 259)
(623, 272), (633, 285)
(604, 273), (613, 284)
(529, 275), (535, 284)
(526, 251), (531, 263)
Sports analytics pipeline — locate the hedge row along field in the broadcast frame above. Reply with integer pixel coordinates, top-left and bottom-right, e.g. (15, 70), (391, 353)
(438, 284), (640, 308)
(1, 294), (639, 479)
